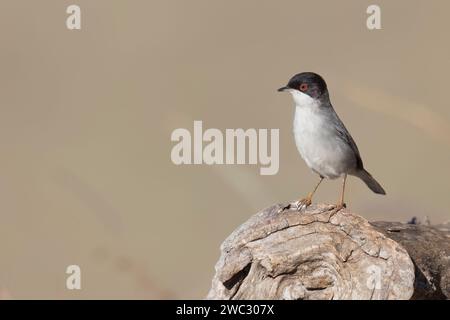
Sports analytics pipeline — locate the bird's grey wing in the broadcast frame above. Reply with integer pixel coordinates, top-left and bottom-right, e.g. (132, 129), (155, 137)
(330, 111), (364, 170)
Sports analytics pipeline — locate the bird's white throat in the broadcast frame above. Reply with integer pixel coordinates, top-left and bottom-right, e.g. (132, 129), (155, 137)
(288, 89), (319, 109)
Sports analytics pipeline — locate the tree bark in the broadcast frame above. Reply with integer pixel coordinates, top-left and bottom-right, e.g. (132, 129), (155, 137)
(207, 203), (450, 300)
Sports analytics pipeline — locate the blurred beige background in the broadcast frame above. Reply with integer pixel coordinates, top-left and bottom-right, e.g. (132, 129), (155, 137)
(0, 0), (449, 299)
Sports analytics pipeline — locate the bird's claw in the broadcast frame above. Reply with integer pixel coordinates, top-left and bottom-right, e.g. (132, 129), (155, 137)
(333, 202), (346, 210)
(278, 197), (312, 213)
(328, 202), (346, 219)
(294, 198), (312, 211)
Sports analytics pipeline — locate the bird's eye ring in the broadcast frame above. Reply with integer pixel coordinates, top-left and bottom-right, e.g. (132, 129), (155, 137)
(299, 83), (308, 91)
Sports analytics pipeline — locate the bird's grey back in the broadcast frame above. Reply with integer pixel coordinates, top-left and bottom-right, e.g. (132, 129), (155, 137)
(320, 100), (364, 170)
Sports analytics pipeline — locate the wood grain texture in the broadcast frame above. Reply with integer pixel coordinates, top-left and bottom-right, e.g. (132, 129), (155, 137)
(207, 203), (449, 300)
(372, 221), (450, 299)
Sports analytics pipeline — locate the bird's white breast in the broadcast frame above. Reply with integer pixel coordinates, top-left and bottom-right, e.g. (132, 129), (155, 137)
(291, 91), (352, 179)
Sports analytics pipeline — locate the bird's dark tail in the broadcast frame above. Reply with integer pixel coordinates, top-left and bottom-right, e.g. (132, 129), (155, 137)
(354, 169), (386, 195)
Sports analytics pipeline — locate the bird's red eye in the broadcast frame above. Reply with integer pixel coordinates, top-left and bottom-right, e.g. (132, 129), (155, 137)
(299, 83), (308, 91)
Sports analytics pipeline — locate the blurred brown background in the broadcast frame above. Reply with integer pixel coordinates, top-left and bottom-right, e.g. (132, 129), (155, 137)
(0, 0), (449, 299)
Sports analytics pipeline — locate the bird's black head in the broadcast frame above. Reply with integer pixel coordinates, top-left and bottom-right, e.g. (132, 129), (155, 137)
(278, 72), (328, 99)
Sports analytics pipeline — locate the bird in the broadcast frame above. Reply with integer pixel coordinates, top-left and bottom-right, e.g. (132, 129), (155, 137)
(278, 72), (385, 211)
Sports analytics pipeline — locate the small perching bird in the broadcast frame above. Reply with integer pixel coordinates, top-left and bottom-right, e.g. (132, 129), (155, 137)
(278, 72), (385, 211)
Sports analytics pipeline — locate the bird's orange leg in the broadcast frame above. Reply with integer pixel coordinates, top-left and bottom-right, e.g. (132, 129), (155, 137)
(334, 174), (347, 211)
(294, 177), (324, 211)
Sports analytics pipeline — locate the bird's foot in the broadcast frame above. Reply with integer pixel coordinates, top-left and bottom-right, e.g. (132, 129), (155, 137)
(277, 196), (312, 213)
(329, 202), (346, 219)
(294, 197), (312, 211)
(333, 202), (346, 210)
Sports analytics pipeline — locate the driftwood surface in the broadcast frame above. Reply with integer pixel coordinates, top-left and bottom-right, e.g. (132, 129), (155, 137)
(207, 203), (450, 300)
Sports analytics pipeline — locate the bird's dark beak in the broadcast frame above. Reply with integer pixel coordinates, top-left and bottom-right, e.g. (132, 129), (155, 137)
(277, 86), (289, 92)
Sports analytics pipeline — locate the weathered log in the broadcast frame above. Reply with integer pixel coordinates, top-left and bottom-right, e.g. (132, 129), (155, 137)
(372, 221), (450, 299)
(207, 203), (450, 300)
